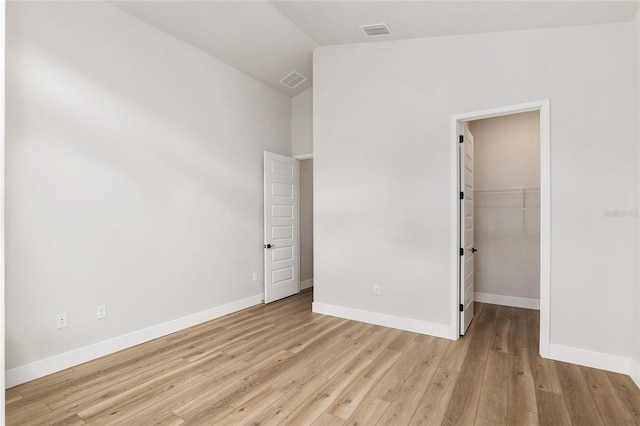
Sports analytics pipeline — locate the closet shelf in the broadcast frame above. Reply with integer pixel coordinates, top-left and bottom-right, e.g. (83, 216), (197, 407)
(474, 187), (539, 194)
(474, 187), (540, 209)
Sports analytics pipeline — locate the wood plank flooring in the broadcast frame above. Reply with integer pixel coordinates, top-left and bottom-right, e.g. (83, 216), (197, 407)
(6, 291), (640, 425)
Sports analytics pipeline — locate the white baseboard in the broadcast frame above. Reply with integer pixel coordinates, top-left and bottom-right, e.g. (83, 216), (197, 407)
(301, 279), (314, 290)
(5, 294), (264, 388)
(312, 302), (455, 340)
(547, 343), (631, 376)
(475, 292), (540, 310)
(630, 358), (640, 389)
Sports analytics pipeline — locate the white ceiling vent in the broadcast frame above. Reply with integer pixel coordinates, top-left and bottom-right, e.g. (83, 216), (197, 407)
(360, 23), (391, 37)
(280, 71), (307, 89)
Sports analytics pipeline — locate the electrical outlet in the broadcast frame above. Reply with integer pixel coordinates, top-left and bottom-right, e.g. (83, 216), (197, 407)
(373, 285), (381, 295)
(97, 305), (107, 320)
(252, 272), (258, 281)
(56, 313), (68, 329)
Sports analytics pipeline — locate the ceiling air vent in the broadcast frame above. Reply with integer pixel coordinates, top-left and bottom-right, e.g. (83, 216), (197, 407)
(280, 71), (307, 89)
(360, 23), (391, 37)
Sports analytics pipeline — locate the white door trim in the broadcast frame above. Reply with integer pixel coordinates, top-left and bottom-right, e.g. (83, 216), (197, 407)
(450, 99), (551, 358)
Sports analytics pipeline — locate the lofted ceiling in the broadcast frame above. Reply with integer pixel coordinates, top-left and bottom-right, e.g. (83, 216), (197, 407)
(110, 1), (640, 97)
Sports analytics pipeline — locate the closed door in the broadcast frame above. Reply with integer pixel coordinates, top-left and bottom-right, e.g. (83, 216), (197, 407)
(460, 126), (475, 335)
(264, 152), (300, 303)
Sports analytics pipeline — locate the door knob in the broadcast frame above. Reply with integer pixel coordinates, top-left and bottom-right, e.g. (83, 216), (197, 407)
(472, 247), (478, 253)
(264, 244), (275, 249)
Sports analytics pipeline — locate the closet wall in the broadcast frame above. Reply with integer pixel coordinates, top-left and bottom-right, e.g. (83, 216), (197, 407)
(469, 111), (540, 308)
(300, 159), (314, 289)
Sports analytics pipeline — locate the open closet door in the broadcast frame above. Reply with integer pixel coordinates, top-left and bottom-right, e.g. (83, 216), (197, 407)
(264, 152), (300, 303)
(460, 126), (475, 335)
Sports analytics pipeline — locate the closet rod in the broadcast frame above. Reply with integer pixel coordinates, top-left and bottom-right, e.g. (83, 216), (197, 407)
(474, 187), (540, 209)
(474, 187), (540, 193)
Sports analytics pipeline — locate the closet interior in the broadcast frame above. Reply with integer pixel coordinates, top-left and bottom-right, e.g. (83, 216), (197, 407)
(470, 111), (541, 308)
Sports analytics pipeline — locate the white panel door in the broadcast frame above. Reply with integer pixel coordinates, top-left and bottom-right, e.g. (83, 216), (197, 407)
(460, 126), (475, 335)
(264, 152), (300, 303)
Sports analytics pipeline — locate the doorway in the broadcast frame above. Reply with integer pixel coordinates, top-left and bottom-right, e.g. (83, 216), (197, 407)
(469, 112), (541, 311)
(451, 100), (551, 357)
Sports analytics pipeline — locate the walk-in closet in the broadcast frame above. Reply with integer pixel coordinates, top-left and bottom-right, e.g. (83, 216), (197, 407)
(469, 111), (541, 309)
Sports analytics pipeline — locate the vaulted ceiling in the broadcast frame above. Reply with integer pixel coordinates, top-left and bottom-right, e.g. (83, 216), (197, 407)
(110, 1), (640, 96)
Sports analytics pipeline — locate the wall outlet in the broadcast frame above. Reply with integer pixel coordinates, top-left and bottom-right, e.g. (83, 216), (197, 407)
(252, 272), (258, 281)
(97, 305), (107, 320)
(373, 285), (381, 296)
(56, 313), (68, 329)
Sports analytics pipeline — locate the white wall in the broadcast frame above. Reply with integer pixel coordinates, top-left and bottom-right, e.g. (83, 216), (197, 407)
(470, 112), (540, 191)
(293, 88), (314, 290)
(313, 22), (635, 369)
(300, 159), (314, 287)
(5, 1), (291, 384)
(0, 0), (6, 415)
(469, 112), (540, 306)
(632, 8), (640, 386)
(292, 87), (313, 157)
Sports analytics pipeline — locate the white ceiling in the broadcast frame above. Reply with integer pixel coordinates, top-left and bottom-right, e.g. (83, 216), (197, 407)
(111, 1), (640, 97)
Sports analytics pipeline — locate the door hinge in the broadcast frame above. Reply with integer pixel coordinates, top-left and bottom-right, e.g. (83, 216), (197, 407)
(460, 191), (464, 200)
(459, 135), (464, 143)
(460, 304), (464, 312)
(460, 248), (464, 256)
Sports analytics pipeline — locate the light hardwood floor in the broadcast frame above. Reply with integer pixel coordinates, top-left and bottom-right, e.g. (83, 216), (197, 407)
(6, 290), (640, 425)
